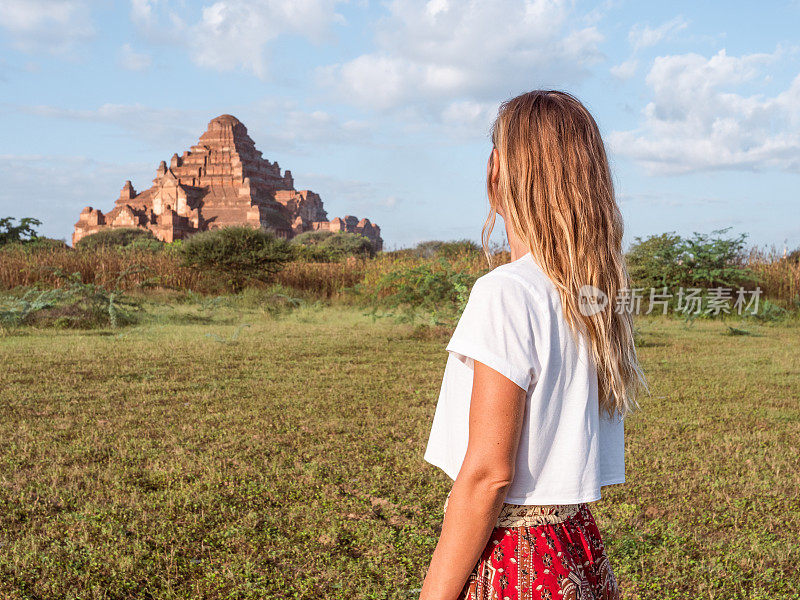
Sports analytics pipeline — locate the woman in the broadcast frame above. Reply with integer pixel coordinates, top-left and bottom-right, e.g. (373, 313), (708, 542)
(419, 90), (647, 600)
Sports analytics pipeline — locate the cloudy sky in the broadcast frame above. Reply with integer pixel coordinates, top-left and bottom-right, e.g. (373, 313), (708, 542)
(0, 0), (798, 250)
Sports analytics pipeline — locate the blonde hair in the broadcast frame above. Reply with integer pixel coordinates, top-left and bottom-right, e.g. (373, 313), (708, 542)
(482, 90), (647, 420)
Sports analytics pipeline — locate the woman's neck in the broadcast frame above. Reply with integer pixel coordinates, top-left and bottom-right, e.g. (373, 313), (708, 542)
(505, 218), (529, 261)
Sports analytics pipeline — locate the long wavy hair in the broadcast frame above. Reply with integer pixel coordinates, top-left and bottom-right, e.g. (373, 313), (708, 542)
(482, 90), (647, 420)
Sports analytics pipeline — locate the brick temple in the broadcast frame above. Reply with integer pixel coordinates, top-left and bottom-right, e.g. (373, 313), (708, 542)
(73, 114), (382, 250)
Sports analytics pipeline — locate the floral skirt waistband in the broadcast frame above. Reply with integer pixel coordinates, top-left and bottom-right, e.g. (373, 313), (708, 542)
(443, 489), (582, 528)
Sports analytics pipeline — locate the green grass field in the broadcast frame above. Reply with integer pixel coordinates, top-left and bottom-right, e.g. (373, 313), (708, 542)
(0, 300), (798, 599)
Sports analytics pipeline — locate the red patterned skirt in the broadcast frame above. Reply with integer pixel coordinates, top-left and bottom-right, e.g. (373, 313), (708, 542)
(443, 491), (620, 600)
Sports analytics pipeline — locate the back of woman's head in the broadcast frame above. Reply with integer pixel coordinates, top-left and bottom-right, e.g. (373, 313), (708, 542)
(483, 89), (647, 420)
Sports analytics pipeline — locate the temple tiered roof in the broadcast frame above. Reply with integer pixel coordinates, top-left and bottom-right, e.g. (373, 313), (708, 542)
(73, 115), (383, 250)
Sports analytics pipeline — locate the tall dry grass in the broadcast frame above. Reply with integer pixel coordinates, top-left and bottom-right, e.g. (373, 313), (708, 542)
(0, 246), (204, 291)
(746, 246), (800, 305)
(0, 246), (372, 298)
(2, 244), (797, 304)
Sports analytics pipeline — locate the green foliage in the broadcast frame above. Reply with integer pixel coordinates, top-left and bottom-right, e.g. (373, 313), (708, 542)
(291, 231), (375, 261)
(419, 239), (481, 259)
(320, 232), (375, 258)
(363, 257), (480, 325)
(75, 227), (161, 250)
(626, 228), (756, 291)
(22, 237), (70, 250)
(291, 230), (335, 246)
(0, 216), (41, 245)
(126, 236), (166, 252)
(178, 226), (293, 292)
(386, 239), (482, 260)
(0, 271), (141, 333)
(742, 298), (789, 323)
(682, 228), (754, 288)
(626, 232), (686, 289)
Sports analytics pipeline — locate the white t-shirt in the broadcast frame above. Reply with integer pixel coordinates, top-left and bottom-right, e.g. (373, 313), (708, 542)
(423, 251), (625, 504)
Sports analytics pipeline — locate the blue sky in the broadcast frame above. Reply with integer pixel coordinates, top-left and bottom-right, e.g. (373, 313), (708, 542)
(0, 0), (798, 251)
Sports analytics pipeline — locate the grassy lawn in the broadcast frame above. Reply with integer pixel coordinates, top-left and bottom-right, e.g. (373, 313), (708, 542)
(0, 301), (798, 599)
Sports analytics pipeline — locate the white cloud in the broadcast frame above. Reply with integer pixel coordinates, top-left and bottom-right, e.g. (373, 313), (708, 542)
(629, 16), (688, 52)
(23, 104), (206, 148)
(609, 16), (687, 80)
(131, 0), (345, 79)
(130, 0), (155, 23)
(24, 100), (374, 157)
(610, 58), (638, 80)
(609, 48), (800, 174)
(119, 43), (152, 71)
(0, 0), (94, 55)
(320, 0), (604, 118)
(0, 154), (152, 241)
(250, 107), (373, 153)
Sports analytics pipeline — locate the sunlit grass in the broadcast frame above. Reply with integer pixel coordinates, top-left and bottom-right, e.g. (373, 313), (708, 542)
(0, 305), (798, 599)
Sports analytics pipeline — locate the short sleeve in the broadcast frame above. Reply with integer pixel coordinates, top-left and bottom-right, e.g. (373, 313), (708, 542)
(446, 272), (539, 391)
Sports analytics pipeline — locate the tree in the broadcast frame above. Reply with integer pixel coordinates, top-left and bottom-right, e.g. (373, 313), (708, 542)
(0, 217), (41, 245)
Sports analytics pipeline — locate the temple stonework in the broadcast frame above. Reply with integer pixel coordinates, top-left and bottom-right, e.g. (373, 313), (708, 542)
(73, 114), (383, 250)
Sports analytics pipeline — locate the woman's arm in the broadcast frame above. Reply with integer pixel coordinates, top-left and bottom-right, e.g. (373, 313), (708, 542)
(419, 359), (528, 600)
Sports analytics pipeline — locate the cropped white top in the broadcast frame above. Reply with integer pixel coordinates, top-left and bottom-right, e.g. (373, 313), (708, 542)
(423, 252), (625, 504)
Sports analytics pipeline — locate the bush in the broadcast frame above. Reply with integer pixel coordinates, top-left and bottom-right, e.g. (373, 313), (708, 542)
(386, 239), (482, 260)
(419, 239), (481, 259)
(682, 228), (755, 288)
(0, 236), (69, 254)
(0, 272), (141, 332)
(626, 232), (686, 289)
(320, 232), (375, 258)
(626, 229), (756, 291)
(75, 228), (161, 250)
(291, 231), (334, 246)
(24, 237), (70, 251)
(362, 256), (481, 325)
(291, 231), (375, 261)
(178, 226), (293, 292)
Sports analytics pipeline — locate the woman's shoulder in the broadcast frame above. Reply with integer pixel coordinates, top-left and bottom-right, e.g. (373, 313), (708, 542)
(476, 254), (555, 305)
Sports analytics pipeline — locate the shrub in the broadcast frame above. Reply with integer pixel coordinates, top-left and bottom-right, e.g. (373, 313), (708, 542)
(127, 236), (165, 252)
(408, 239), (482, 259)
(363, 256), (481, 325)
(375, 239), (482, 260)
(319, 232), (375, 258)
(682, 228), (755, 288)
(0, 272), (141, 333)
(291, 231), (375, 261)
(626, 229), (756, 291)
(291, 231), (334, 246)
(178, 226), (293, 292)
(24, 237), (70, 251)
(626, 232), (686, 289)
(0, 236), (69, 254)
(75, 228), (161, 250)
